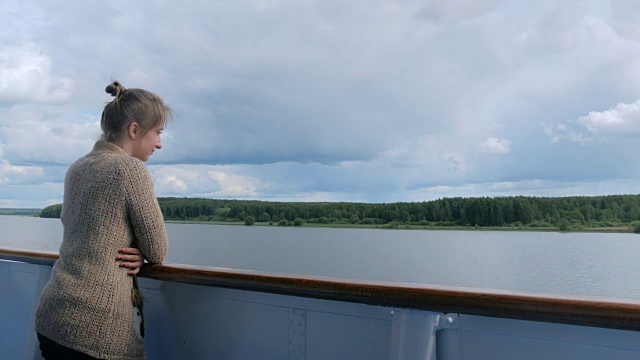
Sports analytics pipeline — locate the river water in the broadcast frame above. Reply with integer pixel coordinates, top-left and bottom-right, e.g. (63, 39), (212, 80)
(3, 215), (640, 299)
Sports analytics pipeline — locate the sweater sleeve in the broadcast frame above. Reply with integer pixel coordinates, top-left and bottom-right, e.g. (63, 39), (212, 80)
(123, 159), (168, 264)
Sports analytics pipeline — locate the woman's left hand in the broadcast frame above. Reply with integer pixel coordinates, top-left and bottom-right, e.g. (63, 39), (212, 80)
(117, 247), (145, 275)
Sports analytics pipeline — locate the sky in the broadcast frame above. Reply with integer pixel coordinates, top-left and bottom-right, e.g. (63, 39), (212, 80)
(2, 0), (640, 208)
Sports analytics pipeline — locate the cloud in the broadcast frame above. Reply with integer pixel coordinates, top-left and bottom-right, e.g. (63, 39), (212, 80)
(547, 98), (640, 145)
(578, 99), (640, 136)
(0, 180), (63, 208)
(439, 152), (471, 173)
(0, 42), (73, 103)
(420, 185), (453, 192)
(0, 160), (44, 184)
(411, 178), (640, 201)
(151, 166), (218, 196)
(611, 0), (640, 40)
(416, 0), (503, 22)
(155, 174), (188, 193)
(150, 165), (261, 198)
(207, 171), (260, 197)
(31, 0), (468, 166)
(3, 1), (640, 208)
(478, 137), (512, 154)
(0, 104), (100, 165)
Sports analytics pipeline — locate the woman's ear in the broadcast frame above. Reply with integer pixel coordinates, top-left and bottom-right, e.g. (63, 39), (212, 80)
(127, 122), (140, 139)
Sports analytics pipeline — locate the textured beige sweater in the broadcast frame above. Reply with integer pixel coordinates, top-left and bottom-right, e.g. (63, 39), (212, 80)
(35, 140), (168, 360)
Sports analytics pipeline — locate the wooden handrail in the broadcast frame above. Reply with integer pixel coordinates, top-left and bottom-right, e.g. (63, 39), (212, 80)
(0, 248), (58, 266)
(3, 247), (640, 331)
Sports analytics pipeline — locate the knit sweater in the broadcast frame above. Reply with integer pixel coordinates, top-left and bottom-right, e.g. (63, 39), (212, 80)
(35, 140), (168, 360)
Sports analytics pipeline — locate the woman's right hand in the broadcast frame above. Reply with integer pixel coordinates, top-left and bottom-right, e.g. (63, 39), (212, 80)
(116, 247), (145, 275)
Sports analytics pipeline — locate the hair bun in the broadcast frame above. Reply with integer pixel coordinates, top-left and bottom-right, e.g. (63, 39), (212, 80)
(105, 81), (126, 97)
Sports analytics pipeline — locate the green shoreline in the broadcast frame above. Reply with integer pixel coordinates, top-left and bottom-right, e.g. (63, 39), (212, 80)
(165, 220), (635, 233)
(0, 210), (41, 216)
(0, 214), (633, 233)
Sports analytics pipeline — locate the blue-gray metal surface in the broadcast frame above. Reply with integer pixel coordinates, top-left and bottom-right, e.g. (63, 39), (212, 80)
(4, 258), (640, 360)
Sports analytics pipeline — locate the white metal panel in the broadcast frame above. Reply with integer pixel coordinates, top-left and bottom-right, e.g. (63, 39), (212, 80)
(0, 261), (50, 360)
(7, 259), (640, 360)
(145, 280), (290, 359)
(305, 309), (392, 360)
(140, 279), (403, 360)
(438, 314), (640, 360)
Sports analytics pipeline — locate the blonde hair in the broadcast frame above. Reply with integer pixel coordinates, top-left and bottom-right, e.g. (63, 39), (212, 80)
(100, 80), (172, 142)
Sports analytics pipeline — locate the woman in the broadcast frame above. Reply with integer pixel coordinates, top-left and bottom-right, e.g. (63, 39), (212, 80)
(35, 81), (171, 359)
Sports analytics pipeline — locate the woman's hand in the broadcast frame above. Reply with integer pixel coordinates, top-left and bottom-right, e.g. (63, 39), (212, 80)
(116, 247), (145, 275)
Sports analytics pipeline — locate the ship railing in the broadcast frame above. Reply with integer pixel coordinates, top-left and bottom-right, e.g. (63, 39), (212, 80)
(2, 247), (640, 331)
(4, 247), (640, 359)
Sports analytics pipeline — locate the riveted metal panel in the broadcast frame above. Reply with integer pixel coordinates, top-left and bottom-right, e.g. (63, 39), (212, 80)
(288, 309), (306, 360)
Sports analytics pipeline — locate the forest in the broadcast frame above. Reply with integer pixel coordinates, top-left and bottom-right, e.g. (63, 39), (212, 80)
(37, 194), (640, 231)
(0, 208), (41, 216)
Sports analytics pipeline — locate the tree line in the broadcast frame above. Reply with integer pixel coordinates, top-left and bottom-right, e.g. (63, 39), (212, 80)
(38, 195), (640, 230)
(0, 208), (41, 216)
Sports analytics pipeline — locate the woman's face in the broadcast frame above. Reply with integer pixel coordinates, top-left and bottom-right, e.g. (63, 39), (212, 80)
(131, 122), (163, 162)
